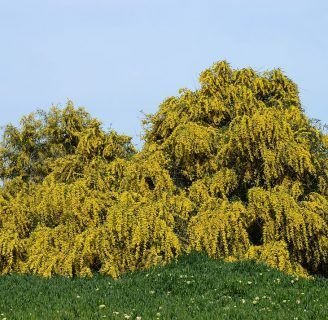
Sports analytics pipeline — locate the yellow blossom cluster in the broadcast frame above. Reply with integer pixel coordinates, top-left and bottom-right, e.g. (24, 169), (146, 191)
(0, 61), (327, 278)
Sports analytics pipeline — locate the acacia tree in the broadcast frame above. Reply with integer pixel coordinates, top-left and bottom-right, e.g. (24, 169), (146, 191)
(0, 102), (186, 278)
(143, 61), (328, 277)
(0, 62), (327, 279)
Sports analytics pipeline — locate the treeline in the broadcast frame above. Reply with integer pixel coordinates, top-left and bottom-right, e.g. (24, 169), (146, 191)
(0, 61), (327, 278)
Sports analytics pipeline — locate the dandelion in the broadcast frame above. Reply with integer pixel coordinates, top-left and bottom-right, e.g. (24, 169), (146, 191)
(113, 311), (119, 315)
(156, 312), (161, 317)
(124, 315), (131, 319)
(99, 304), (106, 309)
(241, 299), (246, 304)
(296, 300), (301, 304)
(247, 281), (252, 285)
(76, 295), (81, 298)
(186, 281), (191, 284)
(136, 316), (142, 320)
(149, 290), (155, 294)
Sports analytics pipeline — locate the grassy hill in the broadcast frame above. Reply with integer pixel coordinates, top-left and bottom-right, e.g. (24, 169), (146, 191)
(0, 253), (327, 320)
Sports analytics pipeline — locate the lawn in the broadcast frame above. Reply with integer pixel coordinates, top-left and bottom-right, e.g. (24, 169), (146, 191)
(0, 253), (327, 320)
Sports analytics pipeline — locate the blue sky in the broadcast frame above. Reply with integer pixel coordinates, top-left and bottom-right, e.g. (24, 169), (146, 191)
(1, 0), (327, 148)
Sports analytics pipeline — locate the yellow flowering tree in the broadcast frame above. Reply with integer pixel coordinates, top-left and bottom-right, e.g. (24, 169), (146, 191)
(0, 102), (186, 278)
(0, 61), (327, 278)
(144, 61), (328, 277)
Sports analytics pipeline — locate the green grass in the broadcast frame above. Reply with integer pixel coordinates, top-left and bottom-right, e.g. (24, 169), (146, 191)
(0, 253), (327, 320)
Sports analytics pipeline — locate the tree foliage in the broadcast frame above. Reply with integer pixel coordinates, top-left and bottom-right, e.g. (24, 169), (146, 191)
(143, 61), (328, 277)
(0, 102), (185, 278)
(0, 62), (327, 278)
(0, 102), (135, 184)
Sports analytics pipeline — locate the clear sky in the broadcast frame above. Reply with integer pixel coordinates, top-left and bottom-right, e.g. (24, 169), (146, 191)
(1, 0), (327, 148)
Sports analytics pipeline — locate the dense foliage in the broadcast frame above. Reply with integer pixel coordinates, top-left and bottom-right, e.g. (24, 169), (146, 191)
(0, 62), (327, 278)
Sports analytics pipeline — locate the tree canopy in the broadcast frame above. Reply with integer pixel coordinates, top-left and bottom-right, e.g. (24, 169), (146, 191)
(0, 61), (327, 278)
